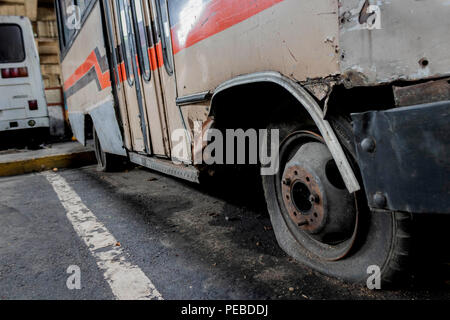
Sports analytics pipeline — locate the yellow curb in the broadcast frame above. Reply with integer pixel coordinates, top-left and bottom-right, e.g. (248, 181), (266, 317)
(0, 151), (96, 177)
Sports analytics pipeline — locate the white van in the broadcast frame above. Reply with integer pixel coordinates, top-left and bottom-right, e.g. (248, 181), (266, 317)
(0, 16), (49, 140)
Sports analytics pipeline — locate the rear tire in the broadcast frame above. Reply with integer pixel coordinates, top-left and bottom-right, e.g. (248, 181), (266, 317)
(93, 126), (127, 172)
(261, 118), (412, 285)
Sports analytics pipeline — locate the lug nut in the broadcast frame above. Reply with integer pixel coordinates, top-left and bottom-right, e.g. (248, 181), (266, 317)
(361, 137), (376, 153)
(309, 194), (320, 204)
(373, 192), (387, 208)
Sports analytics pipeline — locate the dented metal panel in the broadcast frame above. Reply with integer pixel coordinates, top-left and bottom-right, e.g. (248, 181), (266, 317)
(339, 0), (450, 87)
(89, 99), (127, 156)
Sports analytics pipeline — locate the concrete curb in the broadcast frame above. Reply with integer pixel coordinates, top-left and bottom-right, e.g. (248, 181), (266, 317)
(0, 148), (96, 177)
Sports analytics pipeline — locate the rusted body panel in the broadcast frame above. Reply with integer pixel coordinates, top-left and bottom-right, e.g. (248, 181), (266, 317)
(393, 78), (450, 107)
(339, 0), (450, 87)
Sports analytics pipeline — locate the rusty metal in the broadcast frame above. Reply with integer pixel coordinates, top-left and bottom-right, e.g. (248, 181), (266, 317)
(342, 70), (369, 88)
(192, 116), (215, 164)
(276, 131), (360, 261)
(280, 141), (357, 246)
(281, 166), (325, 234)
(393, 78), (450, 107)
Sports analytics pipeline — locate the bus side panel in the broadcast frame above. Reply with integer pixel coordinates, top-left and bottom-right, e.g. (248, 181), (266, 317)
(170, 0), (340, 98)
(60, 1), (126, 156)
(339, 0), (450, 86)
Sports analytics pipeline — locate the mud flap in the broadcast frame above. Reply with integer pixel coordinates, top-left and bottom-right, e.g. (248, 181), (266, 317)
(352, 100), (450, 214)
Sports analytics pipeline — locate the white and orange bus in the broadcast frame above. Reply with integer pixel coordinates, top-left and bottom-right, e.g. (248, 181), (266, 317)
(55, 0), (450, 285)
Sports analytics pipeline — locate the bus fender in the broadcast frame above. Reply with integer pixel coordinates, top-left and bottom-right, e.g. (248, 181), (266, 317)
(69, 98), (126, 157)
(210, 71), (361, 194)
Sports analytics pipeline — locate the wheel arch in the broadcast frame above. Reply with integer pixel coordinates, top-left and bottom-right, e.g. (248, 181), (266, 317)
(68, 98), (127, 157)
(209, 71), (361, 193)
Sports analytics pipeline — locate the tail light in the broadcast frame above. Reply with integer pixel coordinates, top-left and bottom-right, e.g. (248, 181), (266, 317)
(10, 68), (19, 78)
(1, 67), (28, 79)
(28, 100), (38, 111)
(1, 68), (10, 78)
(18, 67), (28, 77)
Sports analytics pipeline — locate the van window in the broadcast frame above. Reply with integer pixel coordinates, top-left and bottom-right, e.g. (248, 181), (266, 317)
(0, 24), (25, 63)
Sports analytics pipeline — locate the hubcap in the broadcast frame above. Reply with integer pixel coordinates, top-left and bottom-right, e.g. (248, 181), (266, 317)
(282, 166), (325, 234)
(281, 142), (356, 245)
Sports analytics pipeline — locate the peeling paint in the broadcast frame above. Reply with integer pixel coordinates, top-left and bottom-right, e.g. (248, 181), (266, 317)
(339, 0), (450, 86)
(301, 76), (339, 101)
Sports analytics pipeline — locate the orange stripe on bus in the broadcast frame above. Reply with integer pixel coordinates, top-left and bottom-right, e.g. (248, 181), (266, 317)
(64, 1), (282, 92)
(148, 42), (163, 71)
(64, 50), (111, 91)
(171, 0), (283, 54)
(118, 62), (126, 82)
(156, 42), (164, 69)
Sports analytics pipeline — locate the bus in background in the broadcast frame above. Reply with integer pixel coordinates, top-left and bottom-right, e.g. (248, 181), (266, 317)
(0, 16), (49, 147)
(55, 0), (450, 285)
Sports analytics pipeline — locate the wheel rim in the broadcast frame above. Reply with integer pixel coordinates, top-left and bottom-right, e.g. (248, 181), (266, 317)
(275, 130), (359, 261)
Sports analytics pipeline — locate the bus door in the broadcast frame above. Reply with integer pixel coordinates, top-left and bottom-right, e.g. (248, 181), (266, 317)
(129, 0), (170, 157)
(151, 0), (192, 163)
(114, 0), (189, 160)
(114, 0), (151, 154)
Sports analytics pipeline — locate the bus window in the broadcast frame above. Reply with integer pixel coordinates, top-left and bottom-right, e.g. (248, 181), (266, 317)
(156, 0), (174, 75)
(117, 0), (135, 86)
(0, 24), (25, 63)
(57, 0), (94, 50)
(76, 0), (90, 12)
(60, 0), (76, 47)
(132, 0), (152, 81)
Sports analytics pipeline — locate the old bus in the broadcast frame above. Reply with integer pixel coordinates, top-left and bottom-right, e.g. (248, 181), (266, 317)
(0, 16), (49, 144)
(55, 0), (450, 285)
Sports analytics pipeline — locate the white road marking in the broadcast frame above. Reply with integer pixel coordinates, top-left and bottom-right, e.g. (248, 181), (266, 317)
(43, 171), (163, 300)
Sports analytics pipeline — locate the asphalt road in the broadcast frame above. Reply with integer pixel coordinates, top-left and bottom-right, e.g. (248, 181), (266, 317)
(1, 165), (449, 300)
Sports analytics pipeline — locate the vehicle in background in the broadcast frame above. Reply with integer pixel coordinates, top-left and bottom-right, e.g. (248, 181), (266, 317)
(0, 16), (49, 148)
(55, 0), (450, 286)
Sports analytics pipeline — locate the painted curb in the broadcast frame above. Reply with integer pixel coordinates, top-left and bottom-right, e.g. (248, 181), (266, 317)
(0, 151), (96, 177)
